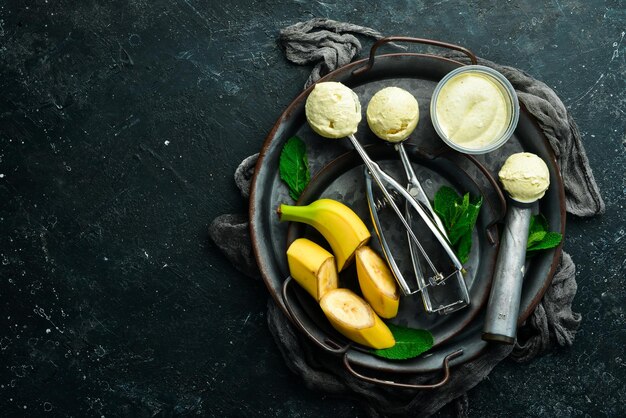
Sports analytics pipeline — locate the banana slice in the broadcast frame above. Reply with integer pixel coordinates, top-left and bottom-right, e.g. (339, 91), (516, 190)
(287, 238), (338, 301)
(319, 288), (395, 349)
(355, 246), (400, 319)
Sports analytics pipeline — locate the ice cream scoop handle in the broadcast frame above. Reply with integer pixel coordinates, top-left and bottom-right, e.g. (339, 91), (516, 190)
(396, 143), (448, 237)
(347, 135), (462, 271)
(482, 204), (531, 344)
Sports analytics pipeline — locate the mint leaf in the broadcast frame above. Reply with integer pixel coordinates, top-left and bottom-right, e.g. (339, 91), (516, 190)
(460, 193), (470, 215)
(529, 214), (549, 235)
(279, 136), (310, 201)
(527, 230), (547, 247)
(448, 195), (482, 245)
(433, 187), (482, 262)
(528, 232), (562, 252)
(434, 186), (458, 231)
(373, 324), (434, 360)
(526, 214), (562, 255)
(456, 231), (473, 264)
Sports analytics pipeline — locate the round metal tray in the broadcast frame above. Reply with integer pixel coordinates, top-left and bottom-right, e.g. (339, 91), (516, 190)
(250, 37), (565, 385)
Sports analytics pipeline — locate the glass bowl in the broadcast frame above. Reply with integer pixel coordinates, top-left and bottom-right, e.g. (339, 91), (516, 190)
(430, 65), (520, 155)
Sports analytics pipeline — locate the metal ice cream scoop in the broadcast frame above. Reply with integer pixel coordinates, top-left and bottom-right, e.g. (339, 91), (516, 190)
(365, 86), (469, 313)
(482, 152), (550, 344)
(305, 82), (464, 302)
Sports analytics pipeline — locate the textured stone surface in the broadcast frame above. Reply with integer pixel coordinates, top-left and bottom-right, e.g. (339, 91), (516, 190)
(0, 0), (623, 416)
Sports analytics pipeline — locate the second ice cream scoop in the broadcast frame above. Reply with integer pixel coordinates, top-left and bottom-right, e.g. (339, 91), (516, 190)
(483, 152), (551, 344)
(498, 152), (550, 203)
(364, 86), (469, 312)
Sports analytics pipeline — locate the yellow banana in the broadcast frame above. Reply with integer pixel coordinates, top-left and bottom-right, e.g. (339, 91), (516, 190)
(355, 246), (399, 319)
(319, 288), (395, 349)
(286, 238), (338, 301)
(278, 199), (370, 271)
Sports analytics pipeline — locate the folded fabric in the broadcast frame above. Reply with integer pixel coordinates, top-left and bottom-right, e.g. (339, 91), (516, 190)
(209, 18), (604, 417)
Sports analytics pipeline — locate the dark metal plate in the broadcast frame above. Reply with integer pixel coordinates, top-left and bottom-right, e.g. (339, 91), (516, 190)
(250, 53), (565, 373)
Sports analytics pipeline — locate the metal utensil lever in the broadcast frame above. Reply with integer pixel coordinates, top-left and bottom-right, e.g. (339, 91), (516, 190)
(347, 135), (463, 278)
(392, 143), (470, 313)
(396, 143), (448, 238)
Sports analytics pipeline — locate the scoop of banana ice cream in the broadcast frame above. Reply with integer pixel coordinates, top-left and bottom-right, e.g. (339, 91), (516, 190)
(366, 87), (419, 142)
(305, 82), (362, 138)
(498, 152), (550, 203)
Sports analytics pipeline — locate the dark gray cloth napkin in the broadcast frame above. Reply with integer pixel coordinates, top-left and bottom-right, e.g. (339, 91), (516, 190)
(209, 19), (605, 417)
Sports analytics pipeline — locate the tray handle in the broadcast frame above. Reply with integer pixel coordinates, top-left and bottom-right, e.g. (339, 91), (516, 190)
(282, 276), (351, 355)
(343, 349), (464, 389)
(283, 276), (463, 389)
(353, 36), (478, 76)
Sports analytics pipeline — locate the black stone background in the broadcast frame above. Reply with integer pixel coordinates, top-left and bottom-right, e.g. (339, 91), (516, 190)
(1, 1), (624, 416)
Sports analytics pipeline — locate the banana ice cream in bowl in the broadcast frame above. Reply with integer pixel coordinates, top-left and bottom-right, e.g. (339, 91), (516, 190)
(431, 65), (520, 154)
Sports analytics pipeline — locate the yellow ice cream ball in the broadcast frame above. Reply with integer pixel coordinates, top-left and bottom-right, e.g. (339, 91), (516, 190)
(499, 152), (550, 203)
(305, 82), (362, 138)
(366, 87), (419, 142)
